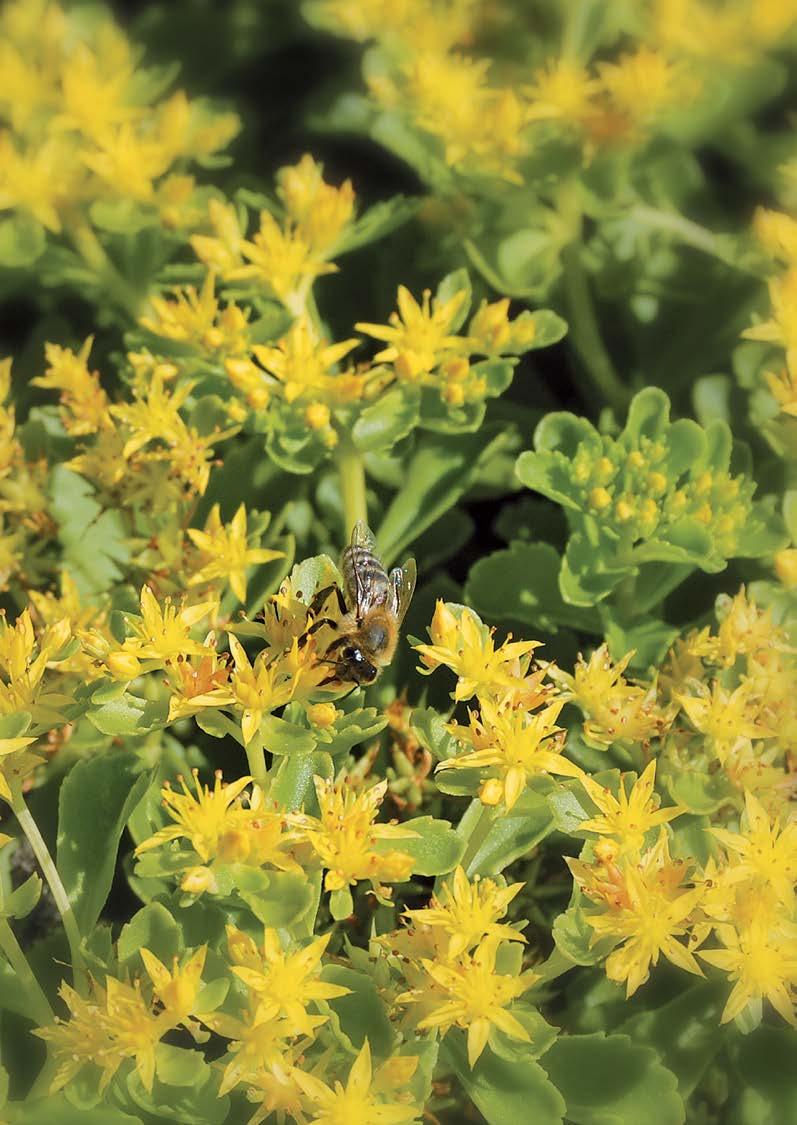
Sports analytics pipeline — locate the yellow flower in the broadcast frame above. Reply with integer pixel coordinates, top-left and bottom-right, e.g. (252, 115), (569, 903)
(33, 338), (112, 435)
(0, 611), (73, 767)
(190, 197), (246, 276)
(295, 1039), (421, 1125)
(298, 776), (417, 897)
(676, 680), (771, 762)
(238, 211), (336, 303)
(415, 601), (543, 703)
(356, 286), (467, 383)
(579, 761), (684, 857)
(165, 642), (235, 722)
(140, 272), (251, 357)
(699, 915), (797, 1026)
(399, 51), (529, 180)
(743, 267), (797, 372)
(526, 58), (600, 126)
(110, 369), (195, 458)
(140, 944), (208, 1030)
(212, 1013), (309, 1101)
(598, 47), (692, 127)
(277, 153), (355, 252)
(764, 367), (797, 416)
(253, 316), (361, 404)
(82, 123), (172, 202)
(135, 770), (253, 863)
(35, 977), (163, 1094)
(227, 635), (296, 745)
(442, 696), (579, 811)
(187, 503), (283, 604)
(121, 585), (216, 665)
(753, 207), (797, 265)
(551, 645), (668, 749)
(403, 866), (525, 959)
(774, 547), (797, 586)
(573, 831), (704, 997)
(226, 926), (349, 1035)
(56, 40), (137, 140)
(399, 935), (538, 1068)
(0, 132), (81, 232)
(713, 586), (788, 664)
(712, 790), (797, 908)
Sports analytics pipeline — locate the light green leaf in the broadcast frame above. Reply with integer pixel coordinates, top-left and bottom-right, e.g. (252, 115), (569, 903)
(322, 965), (394, 1056)
(442, 1030), (565, 1125)
(542, 1032), (685, 1125)
(50, 466), (130, 596)
(388, 816), (464, 875)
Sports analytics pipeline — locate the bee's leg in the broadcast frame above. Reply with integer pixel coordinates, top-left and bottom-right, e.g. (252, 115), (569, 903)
(298, 616), (338, 649)
(323, 636), (348, 655)
(308, 584), (346, 618)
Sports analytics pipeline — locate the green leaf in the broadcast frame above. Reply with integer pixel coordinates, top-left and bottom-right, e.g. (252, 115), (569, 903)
(623, 387), (671, 444)
(442, 1030), (565, 1125)
(118, 903), (182, 969)
(269, 751), (333, 812)
(466, 542), (601, 633)
(377, 426), (509, 566)
(3, 872), (42, 920)
(17, 1096), (143, 1125)
(729, 1027), (797, 1125)
(466, 788), (554, 875)
(49, 467), (130, 596)
(524, 308), (568, 350)
(0, 712), (31, 739)
(155, 1043), (210, 1088)
(352, 387), (420, 452)
(390, 816), (464, 875)
(87, 694), (169, 737)
(231, 867), (314, 926)
(619, 980), (726, 1097)
(411, 707), (460, 762)
(260, 714), (317, 756)
(322, 965), (394, 1056)
(436, 268), (472, 330)
(0, 214), (46, 267)
(335, 195), (419, 255)
(552, 895), (614, 967)
(329, 887), (353, 920)
(543, 1033), (684, 1125)
(666, 769), (735, 815)
(57, 751), (150, 932)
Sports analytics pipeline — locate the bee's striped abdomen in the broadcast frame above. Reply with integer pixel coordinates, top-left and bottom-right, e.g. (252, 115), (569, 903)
(342, 545), (389, 617)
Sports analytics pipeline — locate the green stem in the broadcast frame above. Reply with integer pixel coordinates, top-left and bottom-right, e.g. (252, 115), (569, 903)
(336, 431), (368, 535)
(69, 219), (147, 322)
(245, 737), (268, 791)
(562, 240), (629, 415)
(9, 783), (86, 992)
(0, 915), (52, 1025)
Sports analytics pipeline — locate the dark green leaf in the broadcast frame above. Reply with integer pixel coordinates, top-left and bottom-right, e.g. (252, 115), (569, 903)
(322, 965), (394, 1056)
(57, 752), (150, 932)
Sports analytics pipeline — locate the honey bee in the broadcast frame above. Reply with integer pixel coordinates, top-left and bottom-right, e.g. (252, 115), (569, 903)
(311, 521), (416, 686)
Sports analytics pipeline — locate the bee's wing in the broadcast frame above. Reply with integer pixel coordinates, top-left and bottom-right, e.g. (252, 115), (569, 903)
(350, 520), (377, 553)
(342, 520), (388, 617)
(389, 558), (417, 626)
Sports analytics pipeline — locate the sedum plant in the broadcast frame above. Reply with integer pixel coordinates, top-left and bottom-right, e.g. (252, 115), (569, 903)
(0, 2), (794, 1124)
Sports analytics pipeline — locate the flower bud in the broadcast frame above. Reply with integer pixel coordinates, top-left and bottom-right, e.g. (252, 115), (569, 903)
(107, 651), (142, 682)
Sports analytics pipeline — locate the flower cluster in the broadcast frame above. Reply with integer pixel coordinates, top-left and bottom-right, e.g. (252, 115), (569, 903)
(0, 0), (237, 243)
(306, 0), (793, 184)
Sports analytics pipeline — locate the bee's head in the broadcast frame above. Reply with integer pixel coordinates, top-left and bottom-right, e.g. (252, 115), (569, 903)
(338, 644), (379, 685)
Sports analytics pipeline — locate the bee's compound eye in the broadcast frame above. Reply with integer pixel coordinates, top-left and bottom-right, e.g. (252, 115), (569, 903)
(342, 645), (359, 661)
